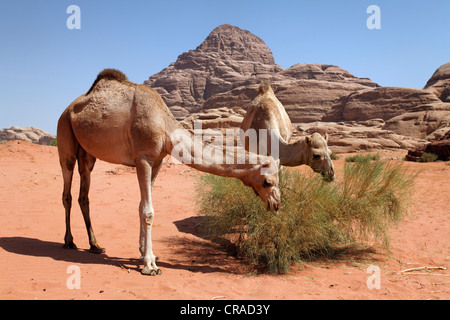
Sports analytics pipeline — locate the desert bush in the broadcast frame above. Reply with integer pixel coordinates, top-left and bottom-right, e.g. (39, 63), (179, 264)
(50, 138), (57, 147)
(330, 153), (340, 160)
(418, 152), (438, 163)
(196, 160), (416, 274)
(345, 153), (380, 163)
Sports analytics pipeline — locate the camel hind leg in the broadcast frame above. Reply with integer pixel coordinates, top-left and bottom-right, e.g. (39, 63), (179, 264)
(57, 110), (103, 253)
(61, 155), (77, 249)
(57, 110), (79, 249)
(77, 147), (104, 253)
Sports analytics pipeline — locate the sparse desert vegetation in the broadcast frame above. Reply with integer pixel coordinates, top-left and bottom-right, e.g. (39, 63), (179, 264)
(196, 159), (417, 274)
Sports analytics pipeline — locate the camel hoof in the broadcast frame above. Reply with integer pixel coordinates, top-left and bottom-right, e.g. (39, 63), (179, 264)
(63, 242), (77, 249)
(89, 245), (106, 254)
(141, 266), (162, 276)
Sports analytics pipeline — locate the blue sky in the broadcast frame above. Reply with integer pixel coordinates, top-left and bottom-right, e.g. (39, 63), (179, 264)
(1, 0), (449, 134)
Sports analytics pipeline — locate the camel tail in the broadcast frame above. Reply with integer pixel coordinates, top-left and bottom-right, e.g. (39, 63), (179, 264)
(258, 81), (272, 95)
(86, 68), (129, 95)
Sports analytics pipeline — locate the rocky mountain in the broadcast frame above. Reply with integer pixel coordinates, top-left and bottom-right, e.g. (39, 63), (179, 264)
(144, 24), (283, 118)
(144, 24), (378, 123)
(0, 126), (55, 145)
(144, 24), (449, 154)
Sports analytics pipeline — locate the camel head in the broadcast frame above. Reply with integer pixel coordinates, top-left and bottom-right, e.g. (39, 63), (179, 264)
(243, 157), (281, 214)
(305, 133), (335, 182)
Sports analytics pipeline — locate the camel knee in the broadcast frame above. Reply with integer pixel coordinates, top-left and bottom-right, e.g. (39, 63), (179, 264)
(142, 211), (154, 226)
(139, 201), (155, 226)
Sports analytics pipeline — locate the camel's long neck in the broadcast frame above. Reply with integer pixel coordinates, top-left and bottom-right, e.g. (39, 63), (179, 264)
(277, 136), (310, 167)
(167, 125), (263, 180)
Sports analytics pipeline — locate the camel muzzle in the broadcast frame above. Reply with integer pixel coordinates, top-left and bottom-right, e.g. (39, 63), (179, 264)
(321, 171), (335, 182)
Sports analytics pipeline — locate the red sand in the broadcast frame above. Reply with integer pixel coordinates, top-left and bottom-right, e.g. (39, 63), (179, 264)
(0, 140), (448, 300)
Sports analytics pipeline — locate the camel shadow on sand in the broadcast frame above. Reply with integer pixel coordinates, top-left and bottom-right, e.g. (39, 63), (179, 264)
(0, 236), (142, 271)
(0, 234), (235, 275)
(1, 217), (378, 276)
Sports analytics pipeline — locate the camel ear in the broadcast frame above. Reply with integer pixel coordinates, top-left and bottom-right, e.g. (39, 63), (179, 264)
(305, 136), (312, 146)
(261, 159), (271, 168)
(324, 133), (329, 142)
(275, 159), (280, 168)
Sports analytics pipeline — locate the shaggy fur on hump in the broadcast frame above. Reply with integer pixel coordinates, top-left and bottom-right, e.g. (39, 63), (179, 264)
(86, 68), (129, 95)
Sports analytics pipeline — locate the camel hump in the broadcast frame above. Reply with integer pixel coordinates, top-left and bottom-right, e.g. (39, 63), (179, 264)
(86, 68), (129, 95)
(258, 81), (272, 95)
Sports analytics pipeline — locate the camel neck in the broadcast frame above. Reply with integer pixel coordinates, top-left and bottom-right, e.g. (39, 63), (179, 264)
(167, 125), (265, 179)
(278, 136), (309, 167)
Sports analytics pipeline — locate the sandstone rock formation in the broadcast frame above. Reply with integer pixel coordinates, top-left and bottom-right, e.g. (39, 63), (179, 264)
(296, 121), (426, 154)
(144, 25), (449, 154)
(383, 102), (450, 140)
(406, 131), (450, 162)
(0, 126), (56, 145)
(322, 87), (442, 122)
(203, 64), (378, 123)
(145, 24), (283, 116)
(322, 63), (450, 144)
(145, 24), (378, 123)
(424, 62), (450, 101)
(180, 107), (244, 130)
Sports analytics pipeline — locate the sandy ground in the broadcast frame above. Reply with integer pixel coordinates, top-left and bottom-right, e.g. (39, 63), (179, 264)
(0, 140), (448, 300)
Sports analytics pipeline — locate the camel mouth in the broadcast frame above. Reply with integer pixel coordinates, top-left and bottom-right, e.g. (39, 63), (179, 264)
(266, 196), (280, 214)
(321, 172), (335, 182)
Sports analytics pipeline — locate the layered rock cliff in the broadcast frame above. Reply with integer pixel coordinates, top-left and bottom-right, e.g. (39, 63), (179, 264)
(144, 24), (450, 153)
(144, 24), (378, 123)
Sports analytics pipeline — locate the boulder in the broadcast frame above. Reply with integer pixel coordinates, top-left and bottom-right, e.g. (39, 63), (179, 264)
(426, 139), (450, 161)
(0, 126), (55, 145)
(406, 137), (450, 162)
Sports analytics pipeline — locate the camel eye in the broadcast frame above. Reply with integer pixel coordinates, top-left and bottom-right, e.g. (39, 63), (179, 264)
(263, 179), (272, 187)
(313, 154), (321, 160)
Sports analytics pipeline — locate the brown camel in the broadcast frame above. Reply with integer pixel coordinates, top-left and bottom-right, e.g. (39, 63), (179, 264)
(240, 82), (335, 181)
(57, 69), (281, 275)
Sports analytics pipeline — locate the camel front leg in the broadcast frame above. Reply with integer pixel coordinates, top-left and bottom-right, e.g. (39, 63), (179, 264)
(136, 158), (161, 276)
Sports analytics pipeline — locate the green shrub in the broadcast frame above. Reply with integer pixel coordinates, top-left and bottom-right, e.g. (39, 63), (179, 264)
(345, 153), (380, 163)
(418, 152), (438, 163)
(195, 160), (416, 274)
(330, 153), (340, 160)
(50, 138), (57, 147)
